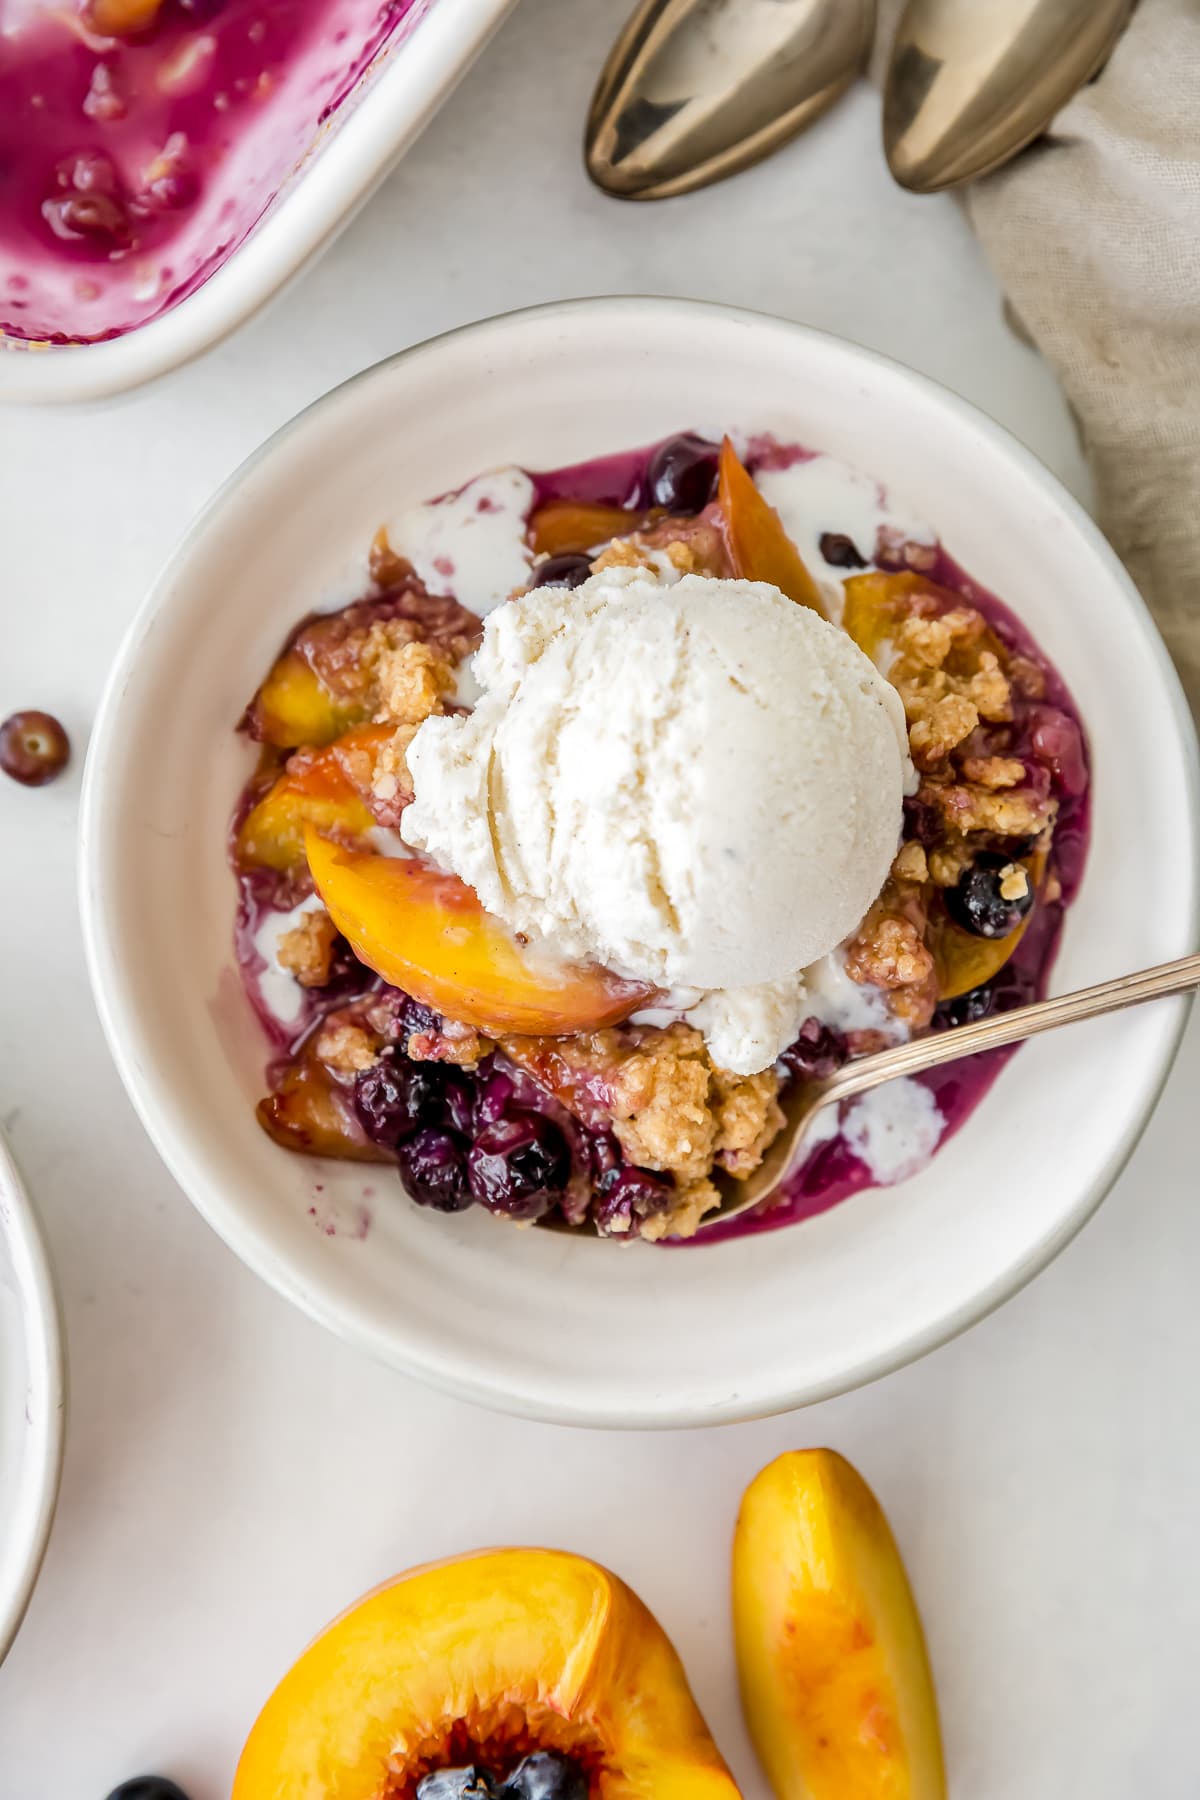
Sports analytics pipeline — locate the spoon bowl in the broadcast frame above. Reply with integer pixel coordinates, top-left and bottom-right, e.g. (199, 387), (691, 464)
(587, 0), (875, 201)
(883, 0), (1135, 194)
(702, 949), (1200, 1230)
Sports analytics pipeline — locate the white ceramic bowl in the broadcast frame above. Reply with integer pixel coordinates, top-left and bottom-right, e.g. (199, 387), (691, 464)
(0, 0), (517, 405)
(80, 298), (1199, 1427)
(0, 1131), (65, 1661)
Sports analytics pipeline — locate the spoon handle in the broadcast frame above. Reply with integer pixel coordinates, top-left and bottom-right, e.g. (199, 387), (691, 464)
(824, 949), (1200, 1107)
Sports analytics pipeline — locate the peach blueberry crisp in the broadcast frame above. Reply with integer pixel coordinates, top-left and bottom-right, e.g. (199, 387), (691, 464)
(230, 433), (1089, 1242)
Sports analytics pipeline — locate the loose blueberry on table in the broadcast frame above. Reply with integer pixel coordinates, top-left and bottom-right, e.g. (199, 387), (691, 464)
(0, 710), (70, 786)
(230, 430), (1089, 1243)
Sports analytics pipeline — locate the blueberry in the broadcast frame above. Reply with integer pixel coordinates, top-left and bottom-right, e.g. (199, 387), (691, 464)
(417, 1770), (501, 1800)
(944, 851), (1034, 940)
(0, 710), (70, 786)
(818, 531), (867, 569)
(105, 1781), (191, 1800)
(645, 432), (720, 514)
(901, 794), (942, 848)
(468, 1115), (569, 1220)
(781, 1018), (847, 1082)
(353, 1051), (445, 1147)
(586, 1129), (622, 1184)
(396, 1128), (472, 1212)
(532, 553), (592, 590)
(933, 983), (996, 1029)
(593, 1165), (672, 1238)
(442, 1068), (476, 1137)
(502, 1750), (588, 1800)
(475, 1069), (516, 1126)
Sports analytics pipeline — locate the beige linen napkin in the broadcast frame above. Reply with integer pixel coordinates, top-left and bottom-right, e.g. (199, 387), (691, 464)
(875, 0), (1200, 717)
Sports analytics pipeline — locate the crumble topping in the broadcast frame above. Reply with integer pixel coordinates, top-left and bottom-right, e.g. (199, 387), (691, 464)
(277, 908), (339, 987)
(711, 1067), (786, 1178)
(314, 1022), (378, 1074)
(607, 1025), (783, 1212)
(407, 1018), (489, 1068)
(929, 780), (1051, 838)
(590, 535), (703, 576)
(959, 754), (1026, 790)
(892, 841), (929, 884)
(845, 913), (935, 992)
(998, 863), (1030, 903)
(369, 635), (458, 726)
(369, 721), (420, 807)
(927, 841), (974, 888)
(640, 1177), (723, 1243)
(609, 1026), (716, 1184)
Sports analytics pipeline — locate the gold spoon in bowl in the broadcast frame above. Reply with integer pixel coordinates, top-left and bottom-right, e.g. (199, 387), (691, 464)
(697, 948), (1200, 1232)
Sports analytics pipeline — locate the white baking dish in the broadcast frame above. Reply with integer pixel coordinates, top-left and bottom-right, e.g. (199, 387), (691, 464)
(0, 0), (518, 405)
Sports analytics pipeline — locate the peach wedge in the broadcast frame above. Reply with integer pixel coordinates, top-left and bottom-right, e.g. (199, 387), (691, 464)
(717, 439), (825, 614)
(235, 725), (392, 874)
(234, 1547), (742, 1800)
(733, 1451), (946, 1800)
(305, 829), (655, 1036)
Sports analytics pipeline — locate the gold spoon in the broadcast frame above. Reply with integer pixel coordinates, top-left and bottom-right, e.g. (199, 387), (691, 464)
(883, 0), (1136, 194)
(698, 948), (1200, 1232)
(586, 0), (875, 201)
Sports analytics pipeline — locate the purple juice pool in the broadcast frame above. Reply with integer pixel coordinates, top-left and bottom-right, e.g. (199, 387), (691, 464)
(0, 0), (428, 343)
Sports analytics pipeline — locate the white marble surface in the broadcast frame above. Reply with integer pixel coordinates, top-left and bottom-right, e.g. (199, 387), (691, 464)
(2, 1), (1198, 1794)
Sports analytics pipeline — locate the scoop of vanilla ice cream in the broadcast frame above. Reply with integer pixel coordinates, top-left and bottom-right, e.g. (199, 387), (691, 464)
(400, 566), (910, 1071)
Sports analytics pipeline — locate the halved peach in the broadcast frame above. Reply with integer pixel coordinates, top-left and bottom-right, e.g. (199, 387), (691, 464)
(528, 499), (664, 558)
(717, 438), (825, 614)
(305, 829), (655, 1036)
(233, 1547), (742, 1800)
(733, 1450), (946, 1800)
(235, 725), (391, 874)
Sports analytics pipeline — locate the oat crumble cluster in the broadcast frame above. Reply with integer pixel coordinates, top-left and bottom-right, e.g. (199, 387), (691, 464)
(232, 435), (1087, 1242)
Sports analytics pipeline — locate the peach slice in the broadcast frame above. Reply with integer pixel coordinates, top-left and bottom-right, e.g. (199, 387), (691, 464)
(233, 1548), (742, 1800)
(235, 725), (391, 874)
(717, 439), (825, 614)
(930, 911), (1031, 1002)
(305, 830), (655, 1036)
(528, 499), (664, 558)
(841, 572), (931, 663)
(247, 645), (370, 751)
(733, 1450), (946, 1800)
(930, 850), (1045, 1002)
(257, 1048), (389, 1162)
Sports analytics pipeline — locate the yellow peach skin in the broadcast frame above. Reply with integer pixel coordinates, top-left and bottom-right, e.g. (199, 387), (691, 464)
(305, 829), (655, 1036)
(236, 725), (391, 873)
(733, 1451), (946, 1800)
(249, 647), (371, 750)
(234, 1548), (743, 1800)
(717, 439), (825, 615)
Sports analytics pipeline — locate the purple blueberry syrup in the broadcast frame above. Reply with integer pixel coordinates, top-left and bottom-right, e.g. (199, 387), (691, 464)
(232, 430), (1091, 1244)
(0, 0), (428, 343)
